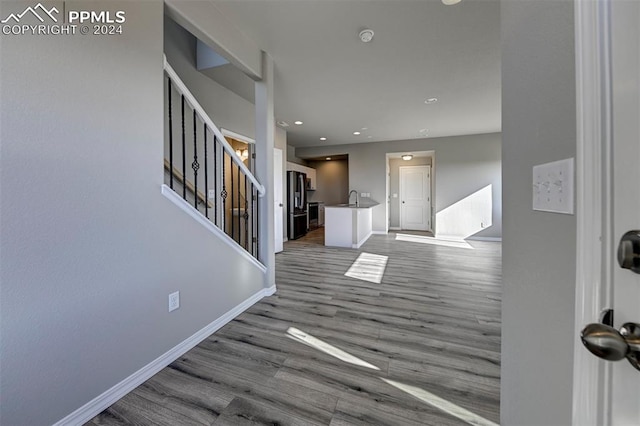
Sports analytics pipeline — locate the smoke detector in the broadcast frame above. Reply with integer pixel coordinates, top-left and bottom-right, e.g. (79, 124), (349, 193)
(359, 29), (374, 43)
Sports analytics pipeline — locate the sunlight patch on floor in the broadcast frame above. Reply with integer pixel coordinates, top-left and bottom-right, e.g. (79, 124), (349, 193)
(344, 252), (389, 284)
(381, 378), (499, 426)
(395, 233), (474, 249)
(286, 327), (380, 371)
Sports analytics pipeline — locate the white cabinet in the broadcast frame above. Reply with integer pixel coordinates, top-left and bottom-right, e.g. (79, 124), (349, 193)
(286, 162), (317, 190)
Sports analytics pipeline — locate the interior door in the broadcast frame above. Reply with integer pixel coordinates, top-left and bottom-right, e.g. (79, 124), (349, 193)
(400, 166), (431, 231)
(610, 0), (640, 422)
(274, 148), (283, 253)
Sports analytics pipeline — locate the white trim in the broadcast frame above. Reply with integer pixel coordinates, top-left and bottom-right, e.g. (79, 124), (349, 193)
(352, 230), (373, 249)
(399, 165), (432, 232)
(388, 227), (401, 231)
(572, 0), (612, 425)
(53, 285), (274, 426)
(372, 230), (389, 235)
(467, 236), (502, 242)
(163, 56), (265, 196)
(161, 185), (267, 273)
(221, 128), (255, 145)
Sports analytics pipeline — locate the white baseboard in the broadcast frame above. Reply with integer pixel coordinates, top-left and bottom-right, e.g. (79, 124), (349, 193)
(53, 286), (274, 426)
(388, 227), (401, 231)
(467, 236), (502, 242)
(372, 230), (388, 235)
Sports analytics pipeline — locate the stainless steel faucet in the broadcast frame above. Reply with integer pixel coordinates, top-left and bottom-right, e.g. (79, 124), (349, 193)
(349, 190), (359, 206)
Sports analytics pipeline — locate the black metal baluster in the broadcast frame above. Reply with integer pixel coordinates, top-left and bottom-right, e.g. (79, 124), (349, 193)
(204, 124), (208, 219)
(192, 110), (199, 210)
(221, 148), (227, 233)
(250, 183), (254, 256)
(231, 155), (234, 240)
(168, 78), (174, 189)
(214, 135), (218, 226)
(244, 174), (249, 250)
(237, 158), (241, 246)
(256, 192), (260, 261)
(181, 95), (186, 200)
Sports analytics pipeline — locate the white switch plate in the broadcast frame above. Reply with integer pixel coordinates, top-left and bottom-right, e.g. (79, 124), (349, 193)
(168, 291), (180, 312)
(208, 190), (216, 199)
(532, 158), (574, 214)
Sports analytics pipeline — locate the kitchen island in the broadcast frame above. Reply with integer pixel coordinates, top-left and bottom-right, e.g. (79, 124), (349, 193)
(324, 203), (379, 248)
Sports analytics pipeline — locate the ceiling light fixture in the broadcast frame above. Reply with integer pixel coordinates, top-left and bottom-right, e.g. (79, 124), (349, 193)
(442, 0), (462, 5)
(235, 148), (249, 161)
(402, 154), (413, 161)
(359, 29), (374, 43)
(294, 120), (303, 125)
(424, 98), (438, 104)
(320, 137), (327, 141)
(353, 131), (361, 135)
(326, 157), (332, 161)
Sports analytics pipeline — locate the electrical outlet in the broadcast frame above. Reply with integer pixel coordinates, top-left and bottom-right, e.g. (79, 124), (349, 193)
(208, 190), (216, 199)
(168, 291), (180, 312)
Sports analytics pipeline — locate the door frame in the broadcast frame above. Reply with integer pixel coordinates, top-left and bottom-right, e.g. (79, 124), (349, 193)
(399, 165), (432, 232)
(573, 0), (614, 424)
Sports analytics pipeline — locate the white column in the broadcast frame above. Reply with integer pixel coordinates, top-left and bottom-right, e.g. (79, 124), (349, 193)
(254, 51), (275, 288)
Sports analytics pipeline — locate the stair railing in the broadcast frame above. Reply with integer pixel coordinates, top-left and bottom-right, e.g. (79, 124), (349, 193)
(164, 56), (265, 261)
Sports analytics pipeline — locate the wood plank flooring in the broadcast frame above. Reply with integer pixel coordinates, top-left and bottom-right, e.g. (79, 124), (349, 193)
(88, 228), (502, 425)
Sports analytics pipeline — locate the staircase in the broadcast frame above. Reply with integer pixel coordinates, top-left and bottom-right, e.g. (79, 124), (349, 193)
(163, 57), (265, 262)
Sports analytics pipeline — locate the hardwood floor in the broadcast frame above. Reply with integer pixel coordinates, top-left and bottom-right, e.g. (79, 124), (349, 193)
(88, 230), (501, 425)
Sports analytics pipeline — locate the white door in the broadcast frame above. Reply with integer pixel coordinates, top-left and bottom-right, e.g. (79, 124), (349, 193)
(274, 148), (284, 253)
(610, 0), (639, 422)
(399, 166), (431, 231)
(576, 1), (640, 424)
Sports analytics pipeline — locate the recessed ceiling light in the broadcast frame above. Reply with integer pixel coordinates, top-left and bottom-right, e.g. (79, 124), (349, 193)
(277, 120), (289, 127)
(419, 128), (428, 133)
(367, 136), (373, 139)
(294, 120), (303, 125)
(353, 131), (361, 135)
(359, 29), (374, 43)
(326, 157), (332, 161)
(320, 137), (327, 141)
(361, 127), (368, 130)
(424, 98), (438, 104)
(442, 0), (462, 5)
(402, 154), (413, 161)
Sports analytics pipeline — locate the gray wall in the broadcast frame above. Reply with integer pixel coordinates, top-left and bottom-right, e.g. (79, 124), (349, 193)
(307, 159), (349, 205)
(389, 156), (433, 229)
(165, 16), (255, 139)
(287, 144), (308, 165)
(0, 3), (265, 424)
(501, 1), (577, 424)
(297, 133), (501, 239)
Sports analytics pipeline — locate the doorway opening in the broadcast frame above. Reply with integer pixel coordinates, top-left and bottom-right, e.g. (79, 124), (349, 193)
(386, 151), (435, 234)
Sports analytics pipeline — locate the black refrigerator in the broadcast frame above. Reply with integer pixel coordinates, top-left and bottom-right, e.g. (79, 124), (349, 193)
(287, 171), (307, 240)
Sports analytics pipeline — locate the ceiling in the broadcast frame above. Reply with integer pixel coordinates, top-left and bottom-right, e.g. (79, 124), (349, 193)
(207, 0), (501, 148)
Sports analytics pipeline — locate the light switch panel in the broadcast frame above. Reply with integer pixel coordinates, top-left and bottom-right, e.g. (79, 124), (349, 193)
(532, 158), (574, 214)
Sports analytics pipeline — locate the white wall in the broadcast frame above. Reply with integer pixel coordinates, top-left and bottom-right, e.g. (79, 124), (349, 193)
(297, 133), (502, 239)
(0, 3), (265, 424)
(501, 0), (577, 424)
